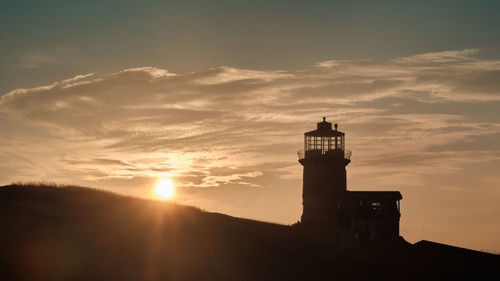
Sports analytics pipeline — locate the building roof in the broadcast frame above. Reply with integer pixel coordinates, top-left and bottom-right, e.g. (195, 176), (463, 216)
(305, 117), (344, 137)
(345, 191), (403, 201)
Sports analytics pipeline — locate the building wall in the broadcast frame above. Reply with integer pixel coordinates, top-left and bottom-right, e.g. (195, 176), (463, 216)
(341, 193), (401, 240)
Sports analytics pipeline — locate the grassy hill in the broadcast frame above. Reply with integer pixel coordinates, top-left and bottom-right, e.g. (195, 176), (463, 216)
(0, 183), (497, 281)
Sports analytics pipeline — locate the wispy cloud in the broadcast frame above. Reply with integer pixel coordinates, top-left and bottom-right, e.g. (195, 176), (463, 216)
(18, 53), (61, 69)
(1, 49), (500, 190)
(16, 47), (82, 69)
(393, 49), (480, 63)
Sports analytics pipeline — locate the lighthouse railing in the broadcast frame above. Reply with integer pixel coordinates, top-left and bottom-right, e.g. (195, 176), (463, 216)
(298, 149), (351, 160)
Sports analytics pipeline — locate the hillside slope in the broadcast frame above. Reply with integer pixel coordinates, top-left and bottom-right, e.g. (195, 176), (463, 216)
(0, 184), (497, 281)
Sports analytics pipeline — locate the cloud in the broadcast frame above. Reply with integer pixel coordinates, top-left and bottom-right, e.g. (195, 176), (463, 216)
(393, 49), (480, 63)
(199, 171), (264, 187)
(0, 49), (500, 194)
(18, 53), (61, 69)
(16, 47), (83, 69)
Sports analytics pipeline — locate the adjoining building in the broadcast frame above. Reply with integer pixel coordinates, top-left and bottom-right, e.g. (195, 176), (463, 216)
(298, 118), (402, 240)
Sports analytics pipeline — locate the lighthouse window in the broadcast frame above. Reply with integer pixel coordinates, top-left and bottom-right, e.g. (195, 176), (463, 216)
(321, 137), (327, 154)
(304, 133), (347, 154)
(372, 202), (382, 211)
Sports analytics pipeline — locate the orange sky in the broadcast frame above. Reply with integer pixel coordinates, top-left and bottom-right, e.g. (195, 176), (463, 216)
(1, 49), (500, 252)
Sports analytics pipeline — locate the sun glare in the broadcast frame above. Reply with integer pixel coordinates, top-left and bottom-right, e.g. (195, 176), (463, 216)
(154, 178), (175, 200)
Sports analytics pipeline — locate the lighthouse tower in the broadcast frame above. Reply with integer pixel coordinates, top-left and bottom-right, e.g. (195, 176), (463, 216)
(298, 117), (351, 228)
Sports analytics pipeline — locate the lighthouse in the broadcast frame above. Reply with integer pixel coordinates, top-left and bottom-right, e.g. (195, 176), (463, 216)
(298, 118), (402, 239)
(298, 117), (351, 228)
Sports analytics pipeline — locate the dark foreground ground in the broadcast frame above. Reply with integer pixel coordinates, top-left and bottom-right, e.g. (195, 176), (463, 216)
(0, 184), (498, 281)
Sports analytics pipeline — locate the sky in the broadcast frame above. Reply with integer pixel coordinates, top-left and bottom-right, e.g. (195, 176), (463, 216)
(1, 0), (500, 252)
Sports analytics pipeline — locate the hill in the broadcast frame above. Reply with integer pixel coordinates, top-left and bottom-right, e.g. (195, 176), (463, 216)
(0, 184), (497, 281)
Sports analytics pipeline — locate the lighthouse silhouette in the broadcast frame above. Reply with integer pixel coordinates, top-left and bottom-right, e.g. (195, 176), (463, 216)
(298, 117), (351, 227)
(298, 118), (402, 239)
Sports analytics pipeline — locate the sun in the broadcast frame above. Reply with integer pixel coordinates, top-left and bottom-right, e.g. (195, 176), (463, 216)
(154, 178), (175, 200)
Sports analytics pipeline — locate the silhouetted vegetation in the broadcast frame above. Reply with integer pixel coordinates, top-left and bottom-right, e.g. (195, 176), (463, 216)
(0, 183), (497, 281)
